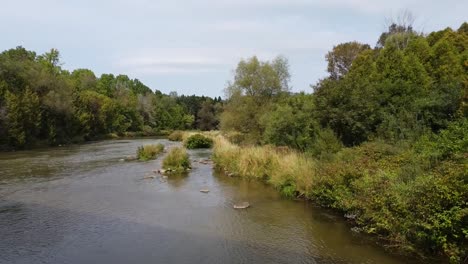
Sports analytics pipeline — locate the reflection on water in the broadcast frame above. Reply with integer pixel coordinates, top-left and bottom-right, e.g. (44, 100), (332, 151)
(0, 139), (424, 264)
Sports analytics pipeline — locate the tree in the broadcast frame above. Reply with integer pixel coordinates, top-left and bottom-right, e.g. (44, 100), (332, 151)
(221, 56), (291, 143)
(5, 89), (42, 147)
(231, 56), (290, 100)
(377, 10), (418, 49)
(96, 73), (115, 96)
(70, 69), (97, 91)
(196, 100), (217, 131)
(326, 42), (370, 80)
(38, 48), (62, 75)
(261, 93), (317, 151)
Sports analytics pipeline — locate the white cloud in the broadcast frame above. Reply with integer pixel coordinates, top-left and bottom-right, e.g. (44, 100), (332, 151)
(114, 47), (282, 75)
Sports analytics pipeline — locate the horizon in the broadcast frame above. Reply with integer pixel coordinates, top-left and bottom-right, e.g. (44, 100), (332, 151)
(2, 0), (467, 97)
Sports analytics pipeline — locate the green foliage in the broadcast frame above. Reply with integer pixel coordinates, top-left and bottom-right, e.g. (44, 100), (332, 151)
(221, 56), (291, 143)
(261, 93), (316, 150)
(184, 134), (213, 149)
(0, 46), (219, 149)
(5, 89), (41, 147)
(326, 41), (370, 79)
(314, 24), (466, 145)
(136, 143), (164, 161)
(162, 147), (190, 172)
(196, 100), (220, 130)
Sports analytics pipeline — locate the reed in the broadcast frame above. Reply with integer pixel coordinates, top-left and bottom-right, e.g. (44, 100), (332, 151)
(136, 143), (164, 161)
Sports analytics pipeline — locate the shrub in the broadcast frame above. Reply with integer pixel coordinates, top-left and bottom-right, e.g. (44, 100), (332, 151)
(168, 130), (184, 141)
(162, 147), (191, 172)
(142, 125), (157, 136)
(136, 143), (164, 161)
(184, 134), (213, 149)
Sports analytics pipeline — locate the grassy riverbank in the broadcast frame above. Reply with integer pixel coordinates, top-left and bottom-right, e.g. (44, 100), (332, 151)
(210, 121), (467, 263)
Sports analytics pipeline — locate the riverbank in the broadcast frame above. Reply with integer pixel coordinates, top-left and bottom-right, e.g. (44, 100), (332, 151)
(0, 138), (415, 264)
(0, 131), (170, 152)
(209, 128), (467, 263)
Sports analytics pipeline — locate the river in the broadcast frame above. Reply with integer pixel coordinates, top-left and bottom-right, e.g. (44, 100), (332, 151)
(0, 138), (422, 264)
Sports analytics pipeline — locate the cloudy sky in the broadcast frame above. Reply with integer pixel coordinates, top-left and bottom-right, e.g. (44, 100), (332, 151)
(1, 0), (466, 97)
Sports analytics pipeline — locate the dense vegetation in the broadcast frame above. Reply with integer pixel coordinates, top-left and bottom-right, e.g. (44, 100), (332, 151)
(162, 147), (191, 173)
(217, 22), (467, 262)
(136, 143), (164, 161)
(0, 48), (221, 150)
(184, 134), (213, 149)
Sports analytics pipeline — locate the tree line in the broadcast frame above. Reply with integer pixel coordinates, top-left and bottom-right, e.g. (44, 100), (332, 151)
(222, 22), (467, 152)
(0, 47), (221, 149)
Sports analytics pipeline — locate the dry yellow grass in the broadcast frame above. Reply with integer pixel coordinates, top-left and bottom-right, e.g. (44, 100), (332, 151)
(211, 135), (316, 197)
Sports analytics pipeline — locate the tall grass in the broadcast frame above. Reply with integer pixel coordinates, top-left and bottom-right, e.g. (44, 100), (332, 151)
(136, 143), (164, 161)
(162, 147), (191, 173)
(212, 136), (315, 197)
(168, 130), (184, 141)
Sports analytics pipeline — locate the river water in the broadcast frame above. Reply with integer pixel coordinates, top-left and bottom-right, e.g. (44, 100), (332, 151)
(0, 139), (421, 264)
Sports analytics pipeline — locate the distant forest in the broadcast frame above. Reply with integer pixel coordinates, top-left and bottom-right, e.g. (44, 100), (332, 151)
(0, 48), (222, 149)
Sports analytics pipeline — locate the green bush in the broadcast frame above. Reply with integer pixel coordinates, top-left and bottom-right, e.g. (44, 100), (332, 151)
(162, 147), (191, 172)
(136, 143), (164, 161)
(184, 134), (213, 149)
(168, 130), (184, 141)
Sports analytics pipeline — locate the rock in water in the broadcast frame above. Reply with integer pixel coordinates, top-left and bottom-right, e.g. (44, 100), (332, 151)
(233, 202), (250, 209)
(200, 189), (210, 193)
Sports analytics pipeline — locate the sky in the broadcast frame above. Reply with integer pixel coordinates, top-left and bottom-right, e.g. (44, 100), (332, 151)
(1, 0), (466, 97)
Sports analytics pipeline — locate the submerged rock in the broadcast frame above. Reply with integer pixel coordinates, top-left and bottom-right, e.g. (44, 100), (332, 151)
(124, 156), (137, 161)
(200, 189), (210, 193)
(143, 175), (156, 179)
(157, 169), (171, 174)
(233, 202), (250, 209)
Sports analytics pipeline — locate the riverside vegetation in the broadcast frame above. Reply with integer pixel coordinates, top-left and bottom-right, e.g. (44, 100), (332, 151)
(136, 144), (165, 161)
(0, 17), (466, 263)
(215, 22), (468, 263)
(162, 147), (191, 173)
(184, 134), (213, 149)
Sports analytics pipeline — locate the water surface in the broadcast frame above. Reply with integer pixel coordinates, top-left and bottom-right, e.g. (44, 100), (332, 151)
(0, 139), (420, 264)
